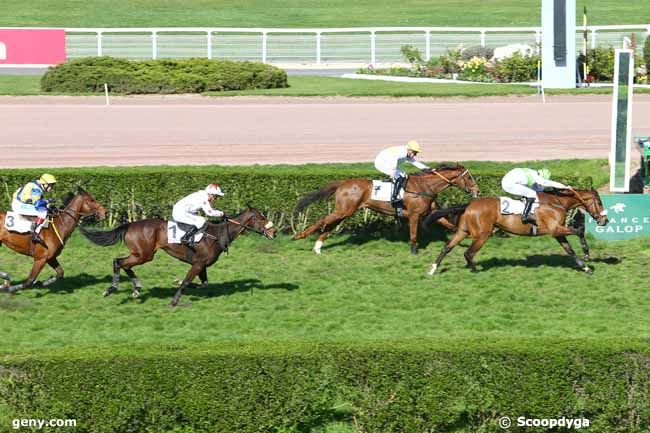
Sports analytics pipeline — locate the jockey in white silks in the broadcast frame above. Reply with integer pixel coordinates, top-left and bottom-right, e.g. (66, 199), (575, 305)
(374, 140), (430, 208)
(172, 183), (225, 248)
(501, 167), (569, 223)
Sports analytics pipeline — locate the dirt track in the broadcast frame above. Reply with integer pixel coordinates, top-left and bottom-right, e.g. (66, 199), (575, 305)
(2, 94), (649, 168)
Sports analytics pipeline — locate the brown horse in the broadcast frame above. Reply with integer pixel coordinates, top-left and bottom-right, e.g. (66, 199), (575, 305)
(79, 208), (276, 307)
(294, 165), (480, 254)
(0, 188), (107, 292)
(426, 188), (609, 275)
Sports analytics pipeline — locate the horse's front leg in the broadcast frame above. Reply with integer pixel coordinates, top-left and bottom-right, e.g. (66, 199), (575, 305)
(171, 263), (204, 307)
(408, 213), (422, 254)
(41, 258), (64, 287)
(555, 235), (591, 274)
(573, 214), (590, 261)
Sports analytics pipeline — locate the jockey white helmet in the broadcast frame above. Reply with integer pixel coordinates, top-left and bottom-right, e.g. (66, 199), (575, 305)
(206, 183), (224, 196)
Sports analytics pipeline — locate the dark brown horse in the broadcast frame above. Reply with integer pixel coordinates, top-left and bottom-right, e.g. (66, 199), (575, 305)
(0, 188), (107, 292)
(79, 208), (276, 306)
(294, 165), (480, 254)
(426, 188), (609, 275)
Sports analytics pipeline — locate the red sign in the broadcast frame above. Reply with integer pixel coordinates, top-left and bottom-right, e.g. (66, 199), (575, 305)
(0, 29), (66, 65)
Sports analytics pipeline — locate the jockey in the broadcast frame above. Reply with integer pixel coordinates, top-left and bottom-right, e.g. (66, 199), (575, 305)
(11, 173), (58, 247)
(501, 167), (569, 224)
(374, 140), (430, 207)
(172, 183), (225, 248)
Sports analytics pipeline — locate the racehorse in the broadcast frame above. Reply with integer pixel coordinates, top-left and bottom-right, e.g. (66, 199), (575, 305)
(79, 207), (276, 307)
(425, 188), (609, 275)
(0, 188), (107, 292)
(294, 165), (480, 254)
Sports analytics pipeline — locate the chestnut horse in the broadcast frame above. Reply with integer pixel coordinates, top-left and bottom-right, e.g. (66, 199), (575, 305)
(0, 188), (107, 292)
(426, 188), (609, 275)
(294, 165), (480, 254)
(80, 208), (276, 307)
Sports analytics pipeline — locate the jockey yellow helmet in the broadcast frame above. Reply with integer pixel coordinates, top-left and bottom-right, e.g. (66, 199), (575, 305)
(538, 168), (551, 180)
(206, 183), (224, 196)
(39, 173), (57, 185)
(407, 140), (422, 153)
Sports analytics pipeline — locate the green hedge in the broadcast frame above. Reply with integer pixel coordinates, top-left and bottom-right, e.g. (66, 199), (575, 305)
(41, 57), (288, 94)
(0, 164), (595, 234)
(1, 340), (648, 433)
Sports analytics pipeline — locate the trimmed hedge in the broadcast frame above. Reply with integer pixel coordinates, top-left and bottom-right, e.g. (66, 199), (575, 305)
(1, 340), (649, 433)
(0, 165), (594, 234)
(41, 57), (288, 94)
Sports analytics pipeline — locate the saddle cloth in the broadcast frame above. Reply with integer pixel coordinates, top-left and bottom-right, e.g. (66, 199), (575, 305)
(371, 180), (404, 202)
(499, 197), (540, 215)
(167, 221), (205, 244)
(4, 212), (37, 233)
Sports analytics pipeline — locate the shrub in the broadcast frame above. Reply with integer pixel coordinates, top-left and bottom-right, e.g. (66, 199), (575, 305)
(439, 49), (463, 74)
(644, 36), (650, 72)
(460, 45), (494, 61)
(495, 53), (540, 82)
(578, 46), (615, 82)
(40, 57), (288, 94)
(1, 340), (649, 433)
(399, 45), (424, 66)
(460, 56), (491, 81)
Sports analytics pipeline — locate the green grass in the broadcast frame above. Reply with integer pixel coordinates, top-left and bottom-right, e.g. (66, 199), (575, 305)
(2, 0), (648, 27)
(3, 74), (649, 98)
(0, 229), (648, 355)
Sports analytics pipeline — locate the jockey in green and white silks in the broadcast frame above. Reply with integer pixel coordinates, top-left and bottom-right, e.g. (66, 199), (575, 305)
(374, 140), (429, 208)
(172, 183), (225, 248)
(11, 173), (58, 246)
(501, 168), (569, 224)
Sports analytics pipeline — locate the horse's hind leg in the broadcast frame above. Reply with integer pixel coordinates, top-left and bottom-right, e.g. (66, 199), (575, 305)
(8, 258), (47, 293)
(105, 253), (152, 298)
(555, 235), (591, 274)
(41, 258), (64, 287)
(171, 263), (204, 307)
(123, 268), (144, 298)
(428, 225), (469, 275)
(463, 232), (491, 273)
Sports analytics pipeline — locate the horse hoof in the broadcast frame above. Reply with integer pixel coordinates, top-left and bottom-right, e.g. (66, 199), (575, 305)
(583, 254), (591, 261)
(427, 264), (438, 276)
(583, 267), (593, 275)
(132, 289), (141, 299)
(103, 286), (117, 297)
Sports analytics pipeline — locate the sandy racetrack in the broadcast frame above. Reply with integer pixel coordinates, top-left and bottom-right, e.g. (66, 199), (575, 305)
(1, 94), (649, 168)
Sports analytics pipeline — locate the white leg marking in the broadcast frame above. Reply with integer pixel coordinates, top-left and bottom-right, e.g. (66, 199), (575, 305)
(313, 240), (323, 255)
(427, 263), (438, 276)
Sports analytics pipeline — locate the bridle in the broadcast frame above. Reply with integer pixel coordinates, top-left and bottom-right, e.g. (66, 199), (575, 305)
(568, 188), (605, 220)
(428, 168), (476, 195)
(225, 216), (274, 238)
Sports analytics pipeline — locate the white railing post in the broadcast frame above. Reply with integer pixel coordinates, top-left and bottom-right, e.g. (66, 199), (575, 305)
(152, 31), (157, 59)
(370, 30), (376, 64)
(316, 31), (321, 64)
(262, 31), (268, 63)
(425, 30), (431, 60)
(591, 29), (597, 49)
(207, 31), (212, 59)
(480, 30), (486, 48)
(535, 30), (542, 54)
(97, 31), (103, 56)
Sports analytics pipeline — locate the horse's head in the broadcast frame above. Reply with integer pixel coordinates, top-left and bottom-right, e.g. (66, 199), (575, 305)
(442, 164), (480, 198)
(241, 207), (276, 240)
(580, 188), (608, 226)
(65, 187), (107, 221)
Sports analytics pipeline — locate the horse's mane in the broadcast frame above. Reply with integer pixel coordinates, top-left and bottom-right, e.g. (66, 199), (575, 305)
(61, 187), (89, 208)
(541, 188), (578, 197)
(410, 163), (461, 177)
(205, 209), (251, 251)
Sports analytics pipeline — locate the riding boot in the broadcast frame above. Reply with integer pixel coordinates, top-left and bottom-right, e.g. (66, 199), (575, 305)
(181, 226), (199, 250)
(521, 197), (537, 225)
(30, 223), (47, 248)
(391, 176), (406, 208)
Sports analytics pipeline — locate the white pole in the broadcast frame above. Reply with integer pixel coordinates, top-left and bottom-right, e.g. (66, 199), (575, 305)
(262, 32), (268, 63)
(425, 31), (431, 61)
(104, 83), (110, 106)
(480, 30), (486, 48)
(370, 31), (376, 65)
(97, 32), (103, 56)
(207, 31), (212, 59)
(152, 31), (157, 59)
(316, 31), (321, 64)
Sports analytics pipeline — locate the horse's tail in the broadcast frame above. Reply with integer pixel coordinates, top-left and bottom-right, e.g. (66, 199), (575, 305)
(295, 181), (343, 213)
(79, 224), (130, 247)
(424, 204), (468, 226)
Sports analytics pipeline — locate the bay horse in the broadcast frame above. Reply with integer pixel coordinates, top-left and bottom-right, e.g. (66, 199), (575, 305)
(425, 188), (609, 275)
(79, 208), (276, 307)
(0, 188), (107, 292)
(294, 165), (480, 254)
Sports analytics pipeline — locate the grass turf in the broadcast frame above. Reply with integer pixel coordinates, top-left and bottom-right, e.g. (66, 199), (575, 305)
(0, 229), (647, 355)
(2, 0), (647, 28)
(2, 74), (648, 97)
